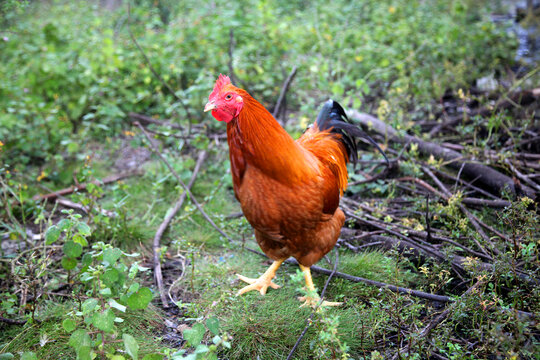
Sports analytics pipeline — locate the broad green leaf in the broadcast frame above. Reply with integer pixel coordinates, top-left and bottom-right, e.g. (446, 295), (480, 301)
(77, 346), (92, 360)
(69, 329), (91, 349)
(127, 282), (140, 293)
(194, 344), (209, 354)
(63, 241), (82, 258)
(92, 308), (115, 333)
(100, 287), (112, 297)
(182, 323), (205, 347)
(77, 222), (91, 236)
(103, 248), (122, 265)
(73, 234), (88, 247)
(45, 225), (60, 245)
(127, 287), (152, 310)
(20, 353), (37, 360)
(62, 318), (77, 332)
(81, 253), (92, 267)
(110, 356), (126, 360)
(102, 268), (119, 284)
(57, 218), (71, 231)
(0, 354), (15, 360)
(123, 334), (139, 360)
(109, 299), (126, 312)
(206, 317), (219, 335)
(61, 256), (77, 270)
(82, 298), (98, 314)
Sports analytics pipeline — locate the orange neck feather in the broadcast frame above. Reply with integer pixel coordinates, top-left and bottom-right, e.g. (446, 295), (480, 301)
(226, 90), (316, 186)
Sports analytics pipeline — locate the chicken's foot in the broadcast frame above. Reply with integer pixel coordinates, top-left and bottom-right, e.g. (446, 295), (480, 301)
(298, 264), (342, 308)
(236, 259), (284, 296)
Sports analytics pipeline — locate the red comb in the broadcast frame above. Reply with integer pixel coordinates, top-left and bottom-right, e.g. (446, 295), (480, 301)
(209, 74), (231, 99)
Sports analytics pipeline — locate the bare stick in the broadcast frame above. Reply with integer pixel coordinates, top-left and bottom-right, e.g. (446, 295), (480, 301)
(0, 316), (27, 325)
(244, 247), (451, 303)
(135, 122), (233, 242)
(56, 198), (117, 218)
(273, 66), (298, 120)
(228, 28), (237, 86)
(153, 150), (207, 307)
(392, 281), (484, 360)
(286, 250), (339, 360)
(422, 166), (500, 255)
(128, 112), (185, 130)
(349, 110), (536, 198)
(32, 171), (140, 201)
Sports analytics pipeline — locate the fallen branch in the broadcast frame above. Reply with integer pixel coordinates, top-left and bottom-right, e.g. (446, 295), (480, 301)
(32, 171), (140, 201)
(0, 316), (28, 325)
(421, 166), (499, 256)
(128, 112), (185, 130)
(135, 122), (233, 243)
(392, 281), (484, 360)
(244, 247), (451, 303)
(348, 110), (537, 199)
(153, 150), (207, 307)
(228, 28), (238, 86)
(56, 198), (117, 217)
(273, 66), (298, 120)
(429, 88), (540, 136)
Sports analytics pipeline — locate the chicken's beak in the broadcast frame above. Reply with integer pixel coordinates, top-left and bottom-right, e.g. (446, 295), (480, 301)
(204, 101), (217, 112)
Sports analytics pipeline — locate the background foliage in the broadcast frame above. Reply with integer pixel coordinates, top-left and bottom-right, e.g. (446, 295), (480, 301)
(1, 0), (538, 359)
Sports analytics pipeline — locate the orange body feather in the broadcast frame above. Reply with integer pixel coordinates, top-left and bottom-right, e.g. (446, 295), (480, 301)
(224, 86), (348, 267)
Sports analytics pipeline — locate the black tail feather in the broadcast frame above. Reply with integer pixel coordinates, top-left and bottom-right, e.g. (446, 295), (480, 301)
(315, 100), (389, 165)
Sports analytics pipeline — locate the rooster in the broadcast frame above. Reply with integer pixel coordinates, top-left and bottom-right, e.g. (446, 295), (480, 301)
(205, 74), (386, 307)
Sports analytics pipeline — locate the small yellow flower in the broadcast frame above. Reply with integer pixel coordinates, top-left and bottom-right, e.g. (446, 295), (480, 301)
(123, 130), (135, 137)
(324, 33), (332, 41)
(5, 170), (9, 174)
(37, 171), (46, 182)
(0, 140), (4, 147)
(299, 116), (309, 128)
(53, 93), (59, 100)
(355, 55), (363, 62)
(457, 88), (466, 100)
(388, 6), (396, 14)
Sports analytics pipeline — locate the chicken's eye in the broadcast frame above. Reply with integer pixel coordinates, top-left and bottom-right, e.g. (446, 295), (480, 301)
(225, 94), (233, 101)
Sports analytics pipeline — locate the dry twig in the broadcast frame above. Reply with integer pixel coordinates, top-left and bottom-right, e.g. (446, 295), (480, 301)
(152, 150), (207, 307)
(135, 122), (233, 243)
(273, 66), (298, 120)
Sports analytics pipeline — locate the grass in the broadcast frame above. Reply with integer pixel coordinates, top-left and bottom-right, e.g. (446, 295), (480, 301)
(172, 245), (413, 359)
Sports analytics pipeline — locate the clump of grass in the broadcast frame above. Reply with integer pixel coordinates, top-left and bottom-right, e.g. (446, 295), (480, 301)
(176, 248), (411, 359)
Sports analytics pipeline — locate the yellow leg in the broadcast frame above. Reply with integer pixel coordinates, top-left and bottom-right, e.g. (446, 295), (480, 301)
(236, 259), (284, 296)
(298, 265), (342, 308)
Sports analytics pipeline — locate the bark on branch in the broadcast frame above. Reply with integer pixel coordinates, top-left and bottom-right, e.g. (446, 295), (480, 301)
(348, 110), (537, 199)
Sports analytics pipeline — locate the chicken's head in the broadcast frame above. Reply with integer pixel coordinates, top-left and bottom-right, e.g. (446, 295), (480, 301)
(204, 74), (244, 123)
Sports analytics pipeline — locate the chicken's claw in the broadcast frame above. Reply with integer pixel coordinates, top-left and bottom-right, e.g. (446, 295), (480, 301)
(298, 295), (342, 308)
(236, 274), (281, 296)
(235, 259), (285, 296)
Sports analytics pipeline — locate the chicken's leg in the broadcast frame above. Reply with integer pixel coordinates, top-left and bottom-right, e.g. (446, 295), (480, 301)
(298, 264), (342, 308)
(236, 259), (284, 296)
